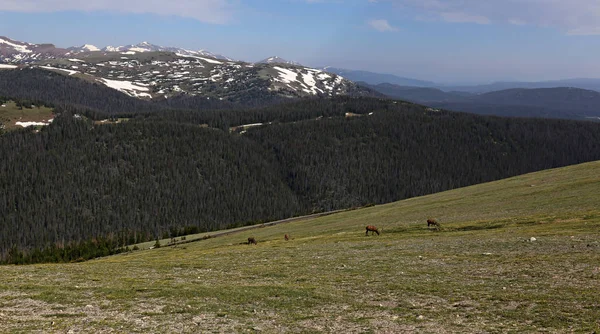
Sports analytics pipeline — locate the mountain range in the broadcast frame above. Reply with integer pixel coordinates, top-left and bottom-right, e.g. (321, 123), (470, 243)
(328, 66), (600, 94)
(439, 79), (600, 94)
(0, 36), (232, 63)
(322, 67), (437, 87)
(3, 35), (600, 121)
(0, 36), (375, 103)
(359, 82), (600, 120)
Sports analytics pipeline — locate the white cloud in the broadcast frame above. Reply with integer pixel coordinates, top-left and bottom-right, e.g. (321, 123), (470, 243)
(384, 0), (600, 34)
(368, 19), (398, 32)
(508, 18), (526, 26)
(0, 0), (234, 24)
(567, 27), (600, 36)
(440, 12), (490, 25)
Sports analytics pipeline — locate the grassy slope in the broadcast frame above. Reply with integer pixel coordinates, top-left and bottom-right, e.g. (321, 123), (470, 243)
(0, 101), (54, 130)
(1, 161), (599, 333)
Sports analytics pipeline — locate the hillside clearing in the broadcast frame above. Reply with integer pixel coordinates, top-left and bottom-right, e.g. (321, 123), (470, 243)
(0, 101), (54, 130)
(1, 161), (599, 333)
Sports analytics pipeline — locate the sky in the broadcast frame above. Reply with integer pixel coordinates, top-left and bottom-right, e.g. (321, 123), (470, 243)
(0, 0), (599, 84)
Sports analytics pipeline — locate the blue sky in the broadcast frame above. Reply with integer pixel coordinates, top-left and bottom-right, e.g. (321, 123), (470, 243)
(0, 0), (599, 83)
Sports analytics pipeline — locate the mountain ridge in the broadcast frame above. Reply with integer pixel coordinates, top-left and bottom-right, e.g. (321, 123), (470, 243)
(322, 67), (436, 87)
(320, 66), (600, 93)
(360, 82), (600, 120)
(0, 36), (378, 104)
(0, 36), (233, 63)
(439, 79), (600, 93)
(97, 41), (234, 61)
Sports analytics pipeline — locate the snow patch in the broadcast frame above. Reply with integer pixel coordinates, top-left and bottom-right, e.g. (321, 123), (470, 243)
(240, 123), (263, 129)
(176, 53), (223, 64)
(302, 72), (316, 87)
(301, 72), (323, 94)
(0, 64), (18, 69)
(82, 44), (100, 52)
(100, 78), (152, 98)
(68, 58), (85, 63)
(274, 66), (299, 84)
(104, 46), (122, 52)
(0, 37), (32, 53)
(16, 121), (50, 127)
(40, 66), (79, 75)
(317, 73), (331, 80)
(128, 47), (149, 52)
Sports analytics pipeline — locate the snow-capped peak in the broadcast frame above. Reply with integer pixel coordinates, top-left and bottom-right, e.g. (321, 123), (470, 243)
(82, 44), (100, 52)
(103, 46), (122, 52)
(258, 56), (302, 66)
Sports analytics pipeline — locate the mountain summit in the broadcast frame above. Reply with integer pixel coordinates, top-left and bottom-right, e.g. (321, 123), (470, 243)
(257, 56), (302, 66)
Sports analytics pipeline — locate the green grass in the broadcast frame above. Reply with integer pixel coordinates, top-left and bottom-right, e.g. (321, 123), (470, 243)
(0, 101), (54, 130)
(1, 161), (600, 333)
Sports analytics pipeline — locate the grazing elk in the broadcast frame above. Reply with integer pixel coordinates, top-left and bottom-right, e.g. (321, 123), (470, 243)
(365, 225), (380, 236)
(284, 234), (289, 241)
(248, 237), (257, 245)
(427, 219), (440, 228)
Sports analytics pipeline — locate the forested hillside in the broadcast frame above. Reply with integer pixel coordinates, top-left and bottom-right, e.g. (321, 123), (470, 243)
(0, 68), (165, 115)
(2, 95), (600, 264)
(247, 108), (600, 210)
(0, 115), (303, 263)
(146, 96), (401, 130)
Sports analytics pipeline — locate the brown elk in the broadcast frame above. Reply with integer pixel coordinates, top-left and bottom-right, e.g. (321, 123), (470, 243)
(365, 225), (380, 236)
(427, 219), (440, 228)
(284, 234), (289, 241)
(248, 237), (257, 245)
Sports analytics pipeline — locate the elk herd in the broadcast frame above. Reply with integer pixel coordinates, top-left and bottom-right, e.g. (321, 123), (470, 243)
(247, 219), (441, 244)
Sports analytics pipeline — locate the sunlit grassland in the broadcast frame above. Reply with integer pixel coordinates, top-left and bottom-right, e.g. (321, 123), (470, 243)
(1, 161), (599, 333)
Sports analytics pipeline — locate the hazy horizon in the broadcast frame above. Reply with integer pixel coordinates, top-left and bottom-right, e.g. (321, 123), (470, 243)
(1, 0), (599, 83)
